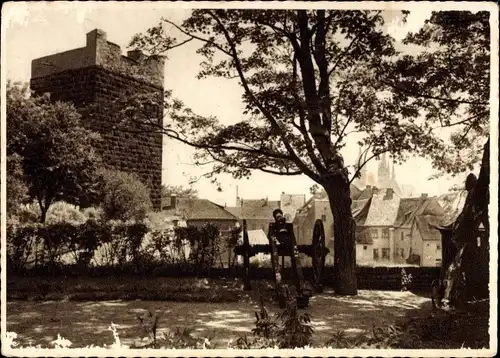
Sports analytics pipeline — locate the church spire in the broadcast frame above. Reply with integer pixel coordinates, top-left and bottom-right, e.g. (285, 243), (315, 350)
(378, 152), (390, 182)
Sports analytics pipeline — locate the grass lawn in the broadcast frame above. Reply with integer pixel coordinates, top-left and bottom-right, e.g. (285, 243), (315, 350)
(6, 276), (490, 349)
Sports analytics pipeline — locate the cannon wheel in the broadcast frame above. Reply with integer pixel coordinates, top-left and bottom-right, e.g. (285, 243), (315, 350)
(312, 219), (326, 292)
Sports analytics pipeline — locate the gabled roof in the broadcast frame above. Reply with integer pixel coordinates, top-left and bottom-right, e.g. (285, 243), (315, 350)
(162, 198), (238, 221)
(364, 188), (401, 226)
(225, 206), (241, 218)
(357, 186), (374, 200)
(356, 228), (374, 245)
(437, 190), (468, 227)
(394, 196), (445, 228)
(240, 199), (280, 220)
(352, 198), (372, 227)
(415, 215), (443, 241)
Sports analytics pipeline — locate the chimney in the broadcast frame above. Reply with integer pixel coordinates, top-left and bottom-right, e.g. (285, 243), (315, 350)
(421, 193), (428, 199)
(384, 188), (394, 200)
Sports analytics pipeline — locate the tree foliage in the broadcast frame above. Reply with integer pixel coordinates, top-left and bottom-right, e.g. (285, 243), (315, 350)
(122, 9), (490, 294)
(6, 81), (102, 222)
(97, 168), (152, 221)
(162, 184), (198, 198)
(6, 153), (29, 214)
(383, 10), (490, 174)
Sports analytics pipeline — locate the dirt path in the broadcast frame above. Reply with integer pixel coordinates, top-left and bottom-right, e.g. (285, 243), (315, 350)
(7, 290), (429, 348)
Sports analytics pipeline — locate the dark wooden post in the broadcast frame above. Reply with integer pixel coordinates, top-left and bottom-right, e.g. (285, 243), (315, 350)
(242, 220), (251, 291)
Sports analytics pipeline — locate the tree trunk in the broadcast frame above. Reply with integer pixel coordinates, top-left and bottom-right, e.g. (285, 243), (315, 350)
(40, 206), (48, 223)
(325, 181), (357, 295)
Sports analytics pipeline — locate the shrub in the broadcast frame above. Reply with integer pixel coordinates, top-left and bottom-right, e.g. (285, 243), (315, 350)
(96, 169), (152, 221)
(235, 288), (314, 349)
(6, 219), (149, 273)
(16, 201), (99, 224)
(6, 153), (29, 215)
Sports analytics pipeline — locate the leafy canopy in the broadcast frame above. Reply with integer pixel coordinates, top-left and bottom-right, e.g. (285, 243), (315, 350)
(97, 168), (152, 221)
(6, 81), (102, 222)
(383, 10), (490, 175)
(125, 9), (456, 189)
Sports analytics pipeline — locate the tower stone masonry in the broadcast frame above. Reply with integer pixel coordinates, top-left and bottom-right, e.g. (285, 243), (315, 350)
(30, 29), (164, 210)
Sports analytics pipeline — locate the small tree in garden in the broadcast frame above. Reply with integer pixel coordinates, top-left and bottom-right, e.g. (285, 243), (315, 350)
(6, 81), (102, 223)
(96, 168), (153, 221)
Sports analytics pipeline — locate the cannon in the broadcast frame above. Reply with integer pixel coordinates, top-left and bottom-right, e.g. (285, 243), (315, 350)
(234, 218), (329, 308)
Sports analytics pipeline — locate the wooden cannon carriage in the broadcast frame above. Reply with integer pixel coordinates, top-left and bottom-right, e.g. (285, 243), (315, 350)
(234, 219), (329, 308)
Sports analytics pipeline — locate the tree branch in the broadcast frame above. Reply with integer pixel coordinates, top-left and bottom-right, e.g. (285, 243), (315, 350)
(381, 80), (489, 106)
(206, 10), (321, 182)
(161, 17), (232, 56)
(327, 11), (382, 78)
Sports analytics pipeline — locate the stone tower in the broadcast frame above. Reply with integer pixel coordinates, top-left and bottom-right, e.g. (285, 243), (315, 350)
(30, 29), (164, 209)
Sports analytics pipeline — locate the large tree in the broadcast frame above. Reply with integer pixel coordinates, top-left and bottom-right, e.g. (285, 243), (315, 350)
(6, 81), (102, 223)
(118, 9), (488, 295)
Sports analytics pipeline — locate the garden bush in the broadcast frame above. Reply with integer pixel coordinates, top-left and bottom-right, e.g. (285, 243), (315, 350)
(96, 169), (152, 221)
(6, 219), (149, 274)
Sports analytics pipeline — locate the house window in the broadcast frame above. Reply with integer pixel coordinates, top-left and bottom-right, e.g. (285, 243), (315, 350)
(321, 214), (327, 222)
(477, 237), (481, 247)
(371, 230), (378, 239)
(251, 224), (256, 230)
(373, 249), (379, 260)
(382, 229), (389, 238)
(382, 248), (390, 259)
(363, 245), (367, 250)
(401, 232), (404, 241)
(436, 245), (441, 251)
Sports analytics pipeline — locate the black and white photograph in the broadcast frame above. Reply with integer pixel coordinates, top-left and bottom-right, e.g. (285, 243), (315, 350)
(1, 1), (497, 356)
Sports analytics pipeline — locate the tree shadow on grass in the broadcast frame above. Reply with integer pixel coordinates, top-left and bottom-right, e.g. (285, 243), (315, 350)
(6, 289), (434, 348)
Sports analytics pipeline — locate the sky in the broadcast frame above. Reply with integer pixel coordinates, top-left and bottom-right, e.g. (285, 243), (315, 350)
(2, 1), (486, 207)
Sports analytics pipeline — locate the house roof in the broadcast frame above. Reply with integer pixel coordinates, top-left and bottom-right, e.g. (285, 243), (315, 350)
(394, 196), (445, 228)
(415, 215), (443, 241)
(162, 198), (238, 221)
(352, 198), (372, 227)
(356, 228), (374, 245)
(239, 199), (280, 220)
(437, 190), (468, 227)
(357, 186), (374, 200)
(350, 184), (362, 200)
(364, 188), (401, 226)
(280, 193), (306, 221)
(225, 206), (241, 218)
